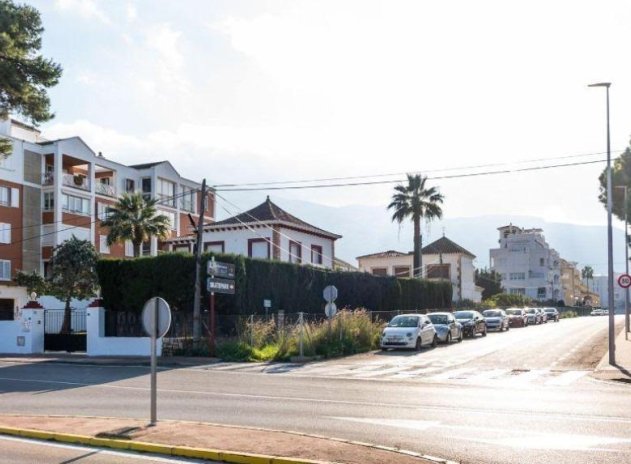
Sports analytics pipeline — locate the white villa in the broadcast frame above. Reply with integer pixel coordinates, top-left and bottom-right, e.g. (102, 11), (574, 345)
(167, 197), (341, 269)
(356, 236), (483, 302)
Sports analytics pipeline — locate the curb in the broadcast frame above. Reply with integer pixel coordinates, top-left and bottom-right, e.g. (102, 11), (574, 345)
(0, 425), (328, 464)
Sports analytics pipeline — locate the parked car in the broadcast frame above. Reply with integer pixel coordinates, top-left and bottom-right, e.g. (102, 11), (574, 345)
(536, 308), (548, 323)
(505, 308), (528, 327)
(428, 312), (463, 343)
(525, 308), (541, 325)
(482, 309), (510, 331)
(590, 308), (604, 316)
(453, 310), (487, 338)
(543, 307), (560, 322)
(380, 314), (438, 351)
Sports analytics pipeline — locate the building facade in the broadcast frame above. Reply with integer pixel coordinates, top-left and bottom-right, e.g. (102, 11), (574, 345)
(489, 224), (562, 301)
(0, 119), (213, 313)
(559, 259), (600, 307)
(356, 236), (483, 302)
(167, 197), (341, 269)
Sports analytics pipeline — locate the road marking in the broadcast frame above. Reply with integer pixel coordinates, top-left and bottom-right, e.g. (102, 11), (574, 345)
(545, 370), (589, 386)
(331, 416), (439, 430)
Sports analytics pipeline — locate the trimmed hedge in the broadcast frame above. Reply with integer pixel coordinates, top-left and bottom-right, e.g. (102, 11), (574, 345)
(96, 252), (452, 314)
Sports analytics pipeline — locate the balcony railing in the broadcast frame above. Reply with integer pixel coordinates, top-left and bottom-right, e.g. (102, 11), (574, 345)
(95, 182), (116, 197)
(63, 173), (90, 191)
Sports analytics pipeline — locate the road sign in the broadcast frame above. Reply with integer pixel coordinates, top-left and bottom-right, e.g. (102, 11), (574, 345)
(325, 302), (337, 319)
(142, 297), (172, 338)
(263, 299), (272, 308)
(207, 277), (236, 294)
(323, 285), (338, 303)
(618, 274), (631, 288)
(207, 260), (235, 279)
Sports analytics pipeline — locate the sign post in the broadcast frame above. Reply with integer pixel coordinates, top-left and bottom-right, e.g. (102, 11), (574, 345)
(206, 257), (236, 354)
(141, 297), (172, 426)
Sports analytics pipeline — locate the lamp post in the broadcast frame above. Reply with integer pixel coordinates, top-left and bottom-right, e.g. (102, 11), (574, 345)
(589, 82), (615, 365)
(615, 185), (630, 340)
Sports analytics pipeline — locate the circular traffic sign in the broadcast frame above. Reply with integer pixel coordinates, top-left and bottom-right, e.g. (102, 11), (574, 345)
(142, 297), (172, 338)
(325, 302), (337, 319)
(323, 285), (338, 303)
(618, 274), (631, 288)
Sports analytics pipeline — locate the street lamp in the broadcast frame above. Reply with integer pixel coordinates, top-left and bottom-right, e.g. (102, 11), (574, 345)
(615, 185), (630, 340)
(589, 82), (615, 365)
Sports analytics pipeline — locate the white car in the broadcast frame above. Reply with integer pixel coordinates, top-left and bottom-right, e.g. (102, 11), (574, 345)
(590, 308), (604, 316)
(381, 314), (438, 351)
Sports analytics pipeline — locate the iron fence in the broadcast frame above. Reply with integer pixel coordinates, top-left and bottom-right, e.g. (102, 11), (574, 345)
(44, 309), (86, 334)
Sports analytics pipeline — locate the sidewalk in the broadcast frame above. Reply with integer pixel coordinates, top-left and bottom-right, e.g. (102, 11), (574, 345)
(0, 415), (446, 464)
(592, 326), (631, 383)
(0, 353), (221, 368)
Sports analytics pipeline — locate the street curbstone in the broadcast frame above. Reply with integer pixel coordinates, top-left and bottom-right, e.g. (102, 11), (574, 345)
(51, 432), (92, 444)
(270, 457), (329, 464)
(219, 451), (275, 464)
(171, 445), (222, 460)
(88, 436), (131, 450)
(128, 441), (174, 455)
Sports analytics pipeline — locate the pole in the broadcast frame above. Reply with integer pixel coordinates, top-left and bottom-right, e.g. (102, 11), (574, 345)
(150, 298), (158, 426)
(299, 312), (304, 358)
(250, 314), (254, 347)
(625, 186), (630, 340)
(604, 85), (616, 365)
(193, 179), (208, 343)
(210, 292), (216, 355)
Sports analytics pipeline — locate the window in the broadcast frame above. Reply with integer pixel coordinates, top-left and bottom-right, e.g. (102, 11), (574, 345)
(426, 264), (450, 279)
(62, 194), (90, 215)
(539, 258), (545, 266)
(509, 272), (526, 280)
(43, 192), (54, 211)
(0, 223), (10, 244)
(0, 260), (10, 281)
(125, 179), (135, 193)
(509, 288), (526, 295)
(180, 189), (196, 213)
(173, 244), (190, 253)
(394, 266), (411, 277)
(248, 238), (270, 259)
(141, 241), (151, 256)
(311, 245), (323, 265)
(204, 241), (225, 253)
(289, 241), (302, 264)
(160, 210), (176, 230)
(97, 203), (114, 221)
(372, 267), (388, 276)
(142, 177), (152, 193)
(537, 287), (546, 299)
(124, 240), (134, 257)
(99, 235), (110, 254)
(0, 186), (18, 207)
(157, 178), (175, 207)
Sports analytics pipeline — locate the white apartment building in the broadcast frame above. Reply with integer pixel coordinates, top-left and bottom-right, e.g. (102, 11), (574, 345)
(0, 119), (213, 314)
(489, 224), (562, 301)
(357, 236), (483, 302)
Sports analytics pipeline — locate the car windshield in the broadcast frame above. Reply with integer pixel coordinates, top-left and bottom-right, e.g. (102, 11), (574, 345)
(526, 309), (536, 314)
(544, 309), (555, 313)
(428, 314), (449, 325)
(506, 309), (521, 315)
(483, 310), (502, 317)
(388, 316), (419, 328)
(454, 311), (473, 320)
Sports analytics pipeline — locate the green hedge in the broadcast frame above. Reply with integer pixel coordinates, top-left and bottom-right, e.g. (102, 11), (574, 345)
(96, 252), (452, 314)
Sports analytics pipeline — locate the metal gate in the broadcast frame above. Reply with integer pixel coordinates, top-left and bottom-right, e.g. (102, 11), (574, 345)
(43, 309), (87, 352)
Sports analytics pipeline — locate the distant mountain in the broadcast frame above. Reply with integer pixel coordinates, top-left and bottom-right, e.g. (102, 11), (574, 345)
(239, 197), (625, 275)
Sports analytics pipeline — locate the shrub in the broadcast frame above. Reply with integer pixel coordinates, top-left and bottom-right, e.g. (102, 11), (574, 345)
(559, 310), (578, 319)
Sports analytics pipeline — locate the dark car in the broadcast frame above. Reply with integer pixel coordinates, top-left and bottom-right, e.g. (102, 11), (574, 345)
(505, 308), (528, 327)
(453, 310), (487, 338)
(543, 307), (560, 322)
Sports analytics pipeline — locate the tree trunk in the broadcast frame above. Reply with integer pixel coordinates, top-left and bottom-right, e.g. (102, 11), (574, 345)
(413, 217), (421, 278)
(134, 241), (142, 258)
(60, 296), (72, 334)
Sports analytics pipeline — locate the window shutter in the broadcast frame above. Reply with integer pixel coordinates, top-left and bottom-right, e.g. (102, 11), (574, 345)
(10, 188), (19, 207)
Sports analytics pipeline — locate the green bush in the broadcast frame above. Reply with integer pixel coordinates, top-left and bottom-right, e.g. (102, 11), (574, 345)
(97, 253), (452, 314)
(484, 293), (532, 308)
(559, 310), (578, 319)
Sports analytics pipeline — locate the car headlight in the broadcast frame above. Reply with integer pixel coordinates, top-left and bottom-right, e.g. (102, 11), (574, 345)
(406, 332), (413, 338)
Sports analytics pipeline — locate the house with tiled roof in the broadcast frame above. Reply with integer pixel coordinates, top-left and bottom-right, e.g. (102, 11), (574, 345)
(167, 197), (341, 269)
(356, 236), (482, 303)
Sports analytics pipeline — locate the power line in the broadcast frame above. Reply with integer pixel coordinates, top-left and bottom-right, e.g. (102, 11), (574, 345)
(216, 159), (607, 192)
(212, 149), (621, 189)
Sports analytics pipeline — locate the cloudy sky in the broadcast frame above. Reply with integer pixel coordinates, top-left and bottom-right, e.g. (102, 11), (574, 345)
(23, 0), (631, 229)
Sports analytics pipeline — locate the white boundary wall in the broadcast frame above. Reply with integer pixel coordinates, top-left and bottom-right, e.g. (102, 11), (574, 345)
(0, 309), (44, 354)
(87, 307), (162, 357)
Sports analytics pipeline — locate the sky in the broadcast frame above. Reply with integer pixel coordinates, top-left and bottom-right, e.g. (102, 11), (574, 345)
(21, 0), (631, 232)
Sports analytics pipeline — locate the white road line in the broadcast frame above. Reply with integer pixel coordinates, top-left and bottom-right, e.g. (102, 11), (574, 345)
(546, 370), (589, 386)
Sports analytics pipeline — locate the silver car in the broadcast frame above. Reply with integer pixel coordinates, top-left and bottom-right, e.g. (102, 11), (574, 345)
(482, 309), (510, 331)
(380, 314), (438, 351)
(428, 312), (463, 343)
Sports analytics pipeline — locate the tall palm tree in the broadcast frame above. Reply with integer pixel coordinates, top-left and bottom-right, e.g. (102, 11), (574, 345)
(582, 265), (594, 292)
(101, 192), (171, 257)
(388, 174), (444, 278)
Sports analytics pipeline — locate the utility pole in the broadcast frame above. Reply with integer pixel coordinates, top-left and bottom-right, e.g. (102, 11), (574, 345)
(193, 179), (207, 342)
(625, 186), (630, 339)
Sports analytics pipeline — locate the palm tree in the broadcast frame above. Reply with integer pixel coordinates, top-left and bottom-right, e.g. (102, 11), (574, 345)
(388, 174), (444, 278)
(582, 265), (594, 292)
(101, 192), (171, 257)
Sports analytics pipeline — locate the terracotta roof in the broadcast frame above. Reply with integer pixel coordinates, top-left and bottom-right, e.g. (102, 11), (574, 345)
(421, 236), (475, 258)
(206, 197), (341, 239)
(356, 250), (411, 260)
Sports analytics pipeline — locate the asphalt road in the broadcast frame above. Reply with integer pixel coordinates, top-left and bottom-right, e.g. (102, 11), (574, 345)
(0, 435), (209, 464)
(0, 316), (629, 464)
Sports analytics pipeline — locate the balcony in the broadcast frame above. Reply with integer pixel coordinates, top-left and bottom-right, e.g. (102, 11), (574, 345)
(43, 173), (91, 191)
(95, 182), (116, 197)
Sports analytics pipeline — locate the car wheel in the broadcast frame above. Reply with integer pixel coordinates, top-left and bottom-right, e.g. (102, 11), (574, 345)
(415, 337), (422, 351)
(431, 335), (438, 348)
(482, 327), (487, 337)
(446, 332), (452, 344)
(458, 331), (463, 342)
(506, 324), (510, 331)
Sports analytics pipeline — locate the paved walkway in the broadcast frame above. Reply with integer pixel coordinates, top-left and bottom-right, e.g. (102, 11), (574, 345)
(592, 326), (631, 383)
(0, 415), (438, 464)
